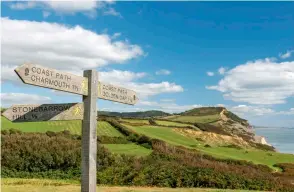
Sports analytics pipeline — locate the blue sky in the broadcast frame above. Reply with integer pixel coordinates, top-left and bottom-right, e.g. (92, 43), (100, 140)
(1, 1), (294, 127)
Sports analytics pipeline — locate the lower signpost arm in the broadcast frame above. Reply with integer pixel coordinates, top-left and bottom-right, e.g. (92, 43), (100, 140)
(81, 70), (98, 192)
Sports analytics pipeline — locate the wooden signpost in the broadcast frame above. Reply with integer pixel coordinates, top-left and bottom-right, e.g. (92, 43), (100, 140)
(10, 63), (138, 192)
(2, 103), (83, 122)
(15, 64), (138, 105)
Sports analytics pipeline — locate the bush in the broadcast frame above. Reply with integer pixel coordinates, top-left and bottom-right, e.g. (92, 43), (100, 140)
(148, 118), (157, 126)
(98, 136), (129, 144)
(250, 142), (276, 152)
(2, 130), (294, 192)
(224, 144), (242, 150)
(194, 123), (231, 136)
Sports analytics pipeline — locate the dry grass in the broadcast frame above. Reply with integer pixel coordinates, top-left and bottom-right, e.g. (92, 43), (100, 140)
(173, 128), (250, 148)
(1, 178), (267, 192)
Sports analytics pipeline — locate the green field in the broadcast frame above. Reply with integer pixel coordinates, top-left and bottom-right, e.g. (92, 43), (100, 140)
(1, 178), (264, 192)
(119, 118), (150, 125)
(1, 117), (123, 137)
(170, 114), (220, 123)
(124, 124), (202, 147)
(2, 116), (294, 169)
(104, 144), (152, 156)
(124, 124), (294, 169)
(155, 120), (195, 127)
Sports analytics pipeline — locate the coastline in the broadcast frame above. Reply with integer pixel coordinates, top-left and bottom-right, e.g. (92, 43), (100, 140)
(253, 127), (294, 154)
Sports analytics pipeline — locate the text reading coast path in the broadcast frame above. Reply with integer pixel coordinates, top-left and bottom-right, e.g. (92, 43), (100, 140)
(15, 64), (138, 105)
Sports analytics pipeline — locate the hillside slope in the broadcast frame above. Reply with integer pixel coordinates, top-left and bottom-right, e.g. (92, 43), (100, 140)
(159, 107), (268, 147)
(99, 110), (170, 118)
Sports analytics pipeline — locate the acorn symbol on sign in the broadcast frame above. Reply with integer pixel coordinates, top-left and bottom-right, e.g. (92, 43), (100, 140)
(25, 68), (29, 76)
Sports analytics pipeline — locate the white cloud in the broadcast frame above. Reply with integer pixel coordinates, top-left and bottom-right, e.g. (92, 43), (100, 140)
(276, 108), (294, 115)
(1, 18), (144, 84)
(1, 93), (51, 107)
(111, 32), (121, 39)
(123, 82), (183, 98)
(156, 69), (171, 75)
(43, 11), (51, 18)
(218, 67), (226, 75)
(10, 1), (37, 10)
(206, 58), (294, 105)
(1, 18), (182, 99)
(99, 70), (146, 84)
(48, 70), (183, 99)
(103, 7), (122, 18)
(135, 100), (202, 113)
(160, 99), (175, 102)
(8, 1), (120, 18)
(207, 71), (214, 76)
(229, 105), (275, 116)
(279, 50), (294, 59)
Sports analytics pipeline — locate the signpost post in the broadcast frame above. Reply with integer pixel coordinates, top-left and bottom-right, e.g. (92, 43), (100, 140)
(10, 63), (138, 192)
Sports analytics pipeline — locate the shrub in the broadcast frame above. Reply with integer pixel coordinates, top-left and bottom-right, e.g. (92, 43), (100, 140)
(2, 130), (294, 191)
(224, 144), (242, 150)
(148, 118), (157, 126)
(98, 136), (129, 144)
(250, 142), (276, 152)
(194, 123), (231, 136)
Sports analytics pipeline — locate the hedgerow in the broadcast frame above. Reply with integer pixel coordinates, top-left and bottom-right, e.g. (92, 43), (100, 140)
(1, 129), (294, 191)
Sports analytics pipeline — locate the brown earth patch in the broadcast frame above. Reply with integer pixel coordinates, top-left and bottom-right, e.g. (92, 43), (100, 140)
(173, 128), (251, 148)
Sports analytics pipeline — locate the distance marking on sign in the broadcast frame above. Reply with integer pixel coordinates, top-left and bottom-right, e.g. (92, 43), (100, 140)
(2, 103), (84, 122)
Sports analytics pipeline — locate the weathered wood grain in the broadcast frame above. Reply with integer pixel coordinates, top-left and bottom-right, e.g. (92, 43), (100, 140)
(15, 63), (88, 95)
(2, 103), (83, 122)
(81, 70), (98, 192)
(15, 63), (138, 105)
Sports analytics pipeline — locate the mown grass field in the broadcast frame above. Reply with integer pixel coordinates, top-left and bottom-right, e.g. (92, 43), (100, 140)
(2, 116), (294, 169)
(119, 118), (150, 125)
(124, 124), (202, 147)
(1, 117), (123, 137)
(155, 120), (194, 127)
(104, 144), (152, 156)
(124, 124), (294, 169)
(169, 114), (220, 123)
(1, 178), (266, 192)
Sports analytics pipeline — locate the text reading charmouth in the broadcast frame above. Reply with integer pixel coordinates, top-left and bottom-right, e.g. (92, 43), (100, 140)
(12, 105), (72, 113)
(31, 67), (72, 81)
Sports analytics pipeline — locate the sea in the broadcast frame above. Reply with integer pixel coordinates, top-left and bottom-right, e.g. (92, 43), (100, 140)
(254, 127), (294, 154)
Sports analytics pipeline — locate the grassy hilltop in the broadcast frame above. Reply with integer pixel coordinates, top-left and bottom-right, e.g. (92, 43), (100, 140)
(1, 106), (294, 191)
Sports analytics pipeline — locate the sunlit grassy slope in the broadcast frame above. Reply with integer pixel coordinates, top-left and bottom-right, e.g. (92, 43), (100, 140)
(155, 120), (194, 127)
(1, 117), (123, 137)
(119, 118), (150, 125)
(124, 124), (294, 169)
(104, 144), (152, 156)
(170, 114), (220, 123)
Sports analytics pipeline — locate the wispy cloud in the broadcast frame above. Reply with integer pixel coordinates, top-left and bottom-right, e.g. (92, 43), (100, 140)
(156, 69), (171, 75)
(279, 50), (294, 59)
(103, 7), (122, 18)
(207, 71), (214, 76)
(8, 0), (120, 18)
(0, 93), (51, 107)
(218, 67), (227, 75)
